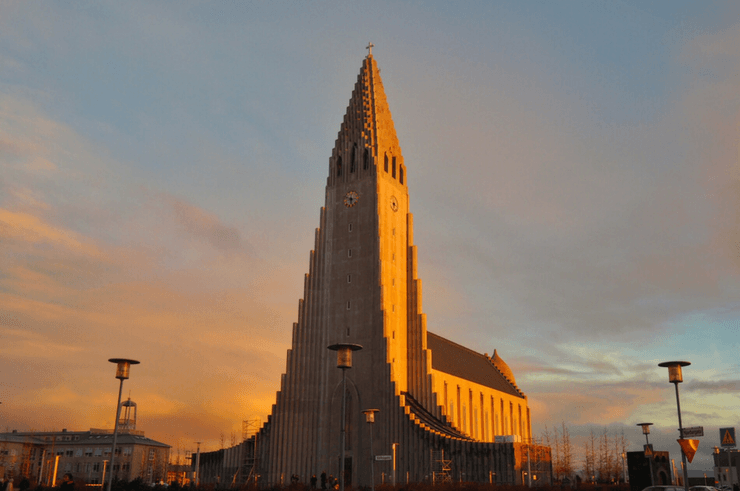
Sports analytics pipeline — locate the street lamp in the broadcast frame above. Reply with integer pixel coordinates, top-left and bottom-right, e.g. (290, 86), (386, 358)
(658, 361), (691, 491)
(622, 452), (627, 484)
(327, 344), (362, 491)
(363, 409), (379, 491)
(107, 358), (140, 491)
(637, 423), (655, 486)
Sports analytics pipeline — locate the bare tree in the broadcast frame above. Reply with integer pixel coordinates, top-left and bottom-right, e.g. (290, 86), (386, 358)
(582, 429), (597, 482)
(553, 425), (562, 481)
(561, 422), (574, 479)
(614, 429), (628, 483)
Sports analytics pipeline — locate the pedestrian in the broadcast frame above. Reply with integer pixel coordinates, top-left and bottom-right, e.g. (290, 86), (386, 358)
(320, 471), (327, 490)
(310, 475), (317, 489)
(60, 474), (74, 491)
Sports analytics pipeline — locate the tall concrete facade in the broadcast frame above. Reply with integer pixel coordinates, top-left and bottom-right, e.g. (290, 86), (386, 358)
(254, 53), (549, 487)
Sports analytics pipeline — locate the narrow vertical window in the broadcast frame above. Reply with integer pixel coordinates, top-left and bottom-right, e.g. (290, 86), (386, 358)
(346, 327), (350, 336)
(348, 223), (353, 232)
(491, 396), (496, 437)
(479, 393), (484, 439)
(444, 382), (448, 416)
(384, 153), (388, 172)
(400, 166), (404, 184)
(348, 249), (352, 258)
(347, 274), (351, 283)
(500, 400), (505, 434)
(392, 156), (397, 178)
(456, 386), (462, 428)
(336, 156), (342, 177)
(509, 402), (514, 435)
(346, 301), (351, 310)
(350, 144), (357, 173)
(363, 148), (370, 170)
(518, 405), (523, 437)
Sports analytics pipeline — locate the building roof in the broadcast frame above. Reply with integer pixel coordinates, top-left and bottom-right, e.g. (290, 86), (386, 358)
(0, 430), (169, 448)
(427, 331), (525, 398)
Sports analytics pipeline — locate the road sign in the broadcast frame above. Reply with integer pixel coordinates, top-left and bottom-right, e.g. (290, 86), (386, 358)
(683, 426), (704, 437)
(375, 455), (392, 461)
(678, 439), (699, 463)
(720, 427), (736, 448)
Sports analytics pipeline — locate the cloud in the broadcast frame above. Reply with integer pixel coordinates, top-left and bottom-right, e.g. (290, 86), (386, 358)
(687, 380), (740, 393)
(160, 193), (248, 253)
(0, 208), (104, 256)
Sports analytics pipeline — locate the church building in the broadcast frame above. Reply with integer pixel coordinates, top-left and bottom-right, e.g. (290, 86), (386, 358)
(252, 49), (550, 487)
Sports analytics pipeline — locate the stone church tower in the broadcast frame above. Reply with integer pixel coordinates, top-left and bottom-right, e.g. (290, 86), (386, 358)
(253, 51), (548, 487)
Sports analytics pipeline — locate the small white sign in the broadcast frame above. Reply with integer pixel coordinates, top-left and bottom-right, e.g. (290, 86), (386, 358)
(683, 426), (704, 437)
(375, 455), (392, 461)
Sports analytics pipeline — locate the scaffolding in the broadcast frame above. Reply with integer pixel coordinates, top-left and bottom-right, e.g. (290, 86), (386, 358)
(242, 418), (261, 486)
(431, 449), (452, 483)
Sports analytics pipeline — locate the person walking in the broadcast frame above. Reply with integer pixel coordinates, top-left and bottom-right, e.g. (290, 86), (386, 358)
(60, 474), (74, 491)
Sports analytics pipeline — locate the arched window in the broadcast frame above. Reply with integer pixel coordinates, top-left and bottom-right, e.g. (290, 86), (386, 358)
(336, 156), (342, 177)
(384, 153), (388, 172)
(363, 148), (369, 170)
(350, 145), (356, 173)
(399, 166), (404, 184)
(392, 156), (397, 178)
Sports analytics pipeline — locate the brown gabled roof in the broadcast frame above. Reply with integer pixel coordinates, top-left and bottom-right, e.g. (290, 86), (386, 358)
(427, 332), (525, 398)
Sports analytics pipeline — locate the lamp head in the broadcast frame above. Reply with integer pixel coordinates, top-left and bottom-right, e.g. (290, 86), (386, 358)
(362, 409), (379, 424)
(327, 343), (362, 369)
(637, 422), (653, 435)
(658, 361), (690, 383)
(108, 358), (140, 380)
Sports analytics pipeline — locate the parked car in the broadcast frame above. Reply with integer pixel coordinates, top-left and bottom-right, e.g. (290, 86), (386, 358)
(642, 487), (685, 491)
(690, 486), (719, 491)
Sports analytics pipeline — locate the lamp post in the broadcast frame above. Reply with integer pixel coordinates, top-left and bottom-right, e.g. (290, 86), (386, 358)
(328, 344), (362, 491)
(658, 361), (691, 491)
(363, 409), (379, 491)
(637, 423), (655, 486)
(102, 459), (108, 489)
(622, 452), (627, 484)
(107, 358), (139, 491)
(194, 442), (202, 486)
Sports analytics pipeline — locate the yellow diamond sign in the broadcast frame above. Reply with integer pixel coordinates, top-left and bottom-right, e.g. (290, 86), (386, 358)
(678, 439), (699, 463)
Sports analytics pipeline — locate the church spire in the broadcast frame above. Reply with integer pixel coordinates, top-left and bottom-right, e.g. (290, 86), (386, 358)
(328, 50), (405, 186)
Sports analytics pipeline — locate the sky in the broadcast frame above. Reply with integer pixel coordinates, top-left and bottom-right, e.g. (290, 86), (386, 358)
(1, 0), (739, 472)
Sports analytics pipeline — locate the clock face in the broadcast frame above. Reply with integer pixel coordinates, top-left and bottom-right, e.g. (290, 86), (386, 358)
(344, 191), (359, 207)
(390, 196), (399, 212)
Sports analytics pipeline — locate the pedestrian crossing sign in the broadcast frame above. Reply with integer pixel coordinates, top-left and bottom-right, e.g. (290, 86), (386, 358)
(720, 427), (736, 448)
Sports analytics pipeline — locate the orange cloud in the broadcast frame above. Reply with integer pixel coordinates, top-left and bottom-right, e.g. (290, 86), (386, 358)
(0, 208), (104, 256)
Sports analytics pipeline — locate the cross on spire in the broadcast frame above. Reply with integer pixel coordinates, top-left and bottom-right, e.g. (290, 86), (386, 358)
(366, 42), (374, 56)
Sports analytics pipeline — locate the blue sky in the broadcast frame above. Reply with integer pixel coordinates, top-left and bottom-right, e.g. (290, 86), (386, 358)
(1, 0), (739, 471)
